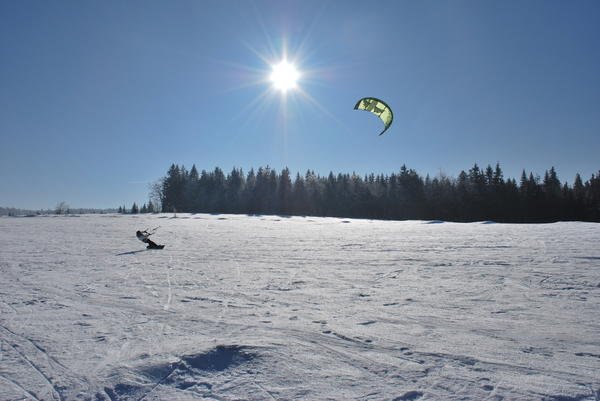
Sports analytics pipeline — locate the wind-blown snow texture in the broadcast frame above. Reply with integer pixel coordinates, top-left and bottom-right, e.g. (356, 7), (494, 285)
(1, 214), (598, 401)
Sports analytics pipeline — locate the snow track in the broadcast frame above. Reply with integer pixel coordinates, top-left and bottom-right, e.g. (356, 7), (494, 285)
(1, 214), (599, 400)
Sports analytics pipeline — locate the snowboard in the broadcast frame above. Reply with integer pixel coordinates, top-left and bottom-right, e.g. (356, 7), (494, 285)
(147, 244), (165, 250)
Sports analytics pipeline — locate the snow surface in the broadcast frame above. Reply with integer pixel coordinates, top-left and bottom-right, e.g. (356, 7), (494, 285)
(0, 214), (599, 401)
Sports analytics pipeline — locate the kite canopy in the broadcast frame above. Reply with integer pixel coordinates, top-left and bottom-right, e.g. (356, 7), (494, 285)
(354, 97), (393, 136)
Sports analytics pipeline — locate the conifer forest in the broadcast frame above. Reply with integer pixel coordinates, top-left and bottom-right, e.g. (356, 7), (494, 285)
(155, 163), (600, 223)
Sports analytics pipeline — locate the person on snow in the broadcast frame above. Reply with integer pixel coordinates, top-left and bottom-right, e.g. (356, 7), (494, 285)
(136, 229), (163, 249)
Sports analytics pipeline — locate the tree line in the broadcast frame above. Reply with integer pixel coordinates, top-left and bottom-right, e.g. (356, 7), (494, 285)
(0, 205), (117, 216)
(154, 163), (600, 222)
(118, 201), (157, 214)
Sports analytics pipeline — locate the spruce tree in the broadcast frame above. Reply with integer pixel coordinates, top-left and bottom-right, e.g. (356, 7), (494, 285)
(187, 165), (200, 212)
(278, 167), (292, 215)
(225, 167), (245, 213)
(244, 168), (257, 214)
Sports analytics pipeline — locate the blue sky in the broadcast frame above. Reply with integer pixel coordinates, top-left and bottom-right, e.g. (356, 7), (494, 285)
(1, 0), (599, 209)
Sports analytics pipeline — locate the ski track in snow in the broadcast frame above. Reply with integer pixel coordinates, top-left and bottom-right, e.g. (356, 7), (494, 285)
(0, 214), (599, 400)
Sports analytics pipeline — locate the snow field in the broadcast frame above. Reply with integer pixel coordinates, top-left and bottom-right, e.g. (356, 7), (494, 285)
(0, 214), (599, 400)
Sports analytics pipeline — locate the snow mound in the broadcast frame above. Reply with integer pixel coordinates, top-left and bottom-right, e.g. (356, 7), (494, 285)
(393, 391), (424, 400)
(103, 345), (258, 400)
(179, 345), (255, 372)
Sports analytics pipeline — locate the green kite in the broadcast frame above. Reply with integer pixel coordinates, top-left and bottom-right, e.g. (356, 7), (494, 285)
(354, 97), (393, 136)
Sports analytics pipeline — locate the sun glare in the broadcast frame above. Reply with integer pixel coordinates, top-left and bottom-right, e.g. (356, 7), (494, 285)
(270, 60), (299, 92)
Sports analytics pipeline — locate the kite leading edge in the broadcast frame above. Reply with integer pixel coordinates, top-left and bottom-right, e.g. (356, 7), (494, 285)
(354, 97), (393, 136)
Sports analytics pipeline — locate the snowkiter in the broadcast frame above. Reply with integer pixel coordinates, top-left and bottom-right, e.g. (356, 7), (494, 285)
(136, 229), (163, 249)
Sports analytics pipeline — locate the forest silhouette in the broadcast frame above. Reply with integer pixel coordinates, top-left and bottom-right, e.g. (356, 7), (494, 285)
(152, 163), (600, 223)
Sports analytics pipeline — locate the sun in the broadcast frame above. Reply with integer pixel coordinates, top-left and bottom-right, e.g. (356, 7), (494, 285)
(270, 60), (300, 92)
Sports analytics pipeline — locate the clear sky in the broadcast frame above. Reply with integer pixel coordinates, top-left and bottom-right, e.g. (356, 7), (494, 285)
(1, 0), (599, 209)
